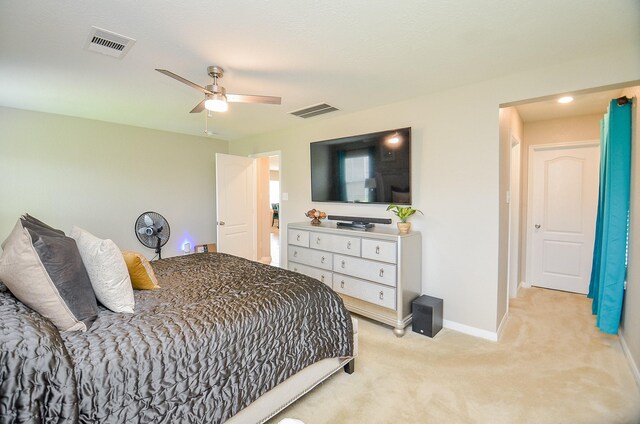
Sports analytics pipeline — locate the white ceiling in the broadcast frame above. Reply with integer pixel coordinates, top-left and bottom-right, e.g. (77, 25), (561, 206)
(1, 1), (638, 140)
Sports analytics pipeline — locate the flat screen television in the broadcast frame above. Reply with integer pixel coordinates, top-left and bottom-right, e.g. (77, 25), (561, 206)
(310, 127), (411, 204)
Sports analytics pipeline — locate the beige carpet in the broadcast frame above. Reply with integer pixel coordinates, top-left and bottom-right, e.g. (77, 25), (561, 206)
(269, 287), (640, 424)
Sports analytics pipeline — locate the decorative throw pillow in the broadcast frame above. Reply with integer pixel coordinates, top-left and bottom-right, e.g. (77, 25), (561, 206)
(121, 251), (161, 290)
(70, 226), (135, 313)
(0, 216), (99, 332)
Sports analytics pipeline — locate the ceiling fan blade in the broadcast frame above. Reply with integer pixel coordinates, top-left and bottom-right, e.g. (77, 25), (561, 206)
(156, 69), (213, 95)
(190, 100), (206, 113)
(226, 94), (282, 105)
(144, 214), (154, 227)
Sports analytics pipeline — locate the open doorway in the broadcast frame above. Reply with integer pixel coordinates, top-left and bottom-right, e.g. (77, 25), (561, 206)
(268, 155), (281, 267)
(500, 82), (639, 306)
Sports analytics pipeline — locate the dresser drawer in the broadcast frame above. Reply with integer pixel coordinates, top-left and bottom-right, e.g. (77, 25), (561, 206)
(309, 232), (361, 257)
(288, 229), (310, 247)
(333, 274), (396, 310)
(333, 254), (397, 287)
(289, 262), (332, 288)
(288, 246), (332, 270)
(361, 239), (397, 264)
(288, 245), (313, 266)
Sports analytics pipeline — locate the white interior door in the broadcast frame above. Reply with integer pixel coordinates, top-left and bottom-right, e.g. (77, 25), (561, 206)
(527, 142), (599, 294)
(508, 136), (521, 298)
(215, 153), (257, 260)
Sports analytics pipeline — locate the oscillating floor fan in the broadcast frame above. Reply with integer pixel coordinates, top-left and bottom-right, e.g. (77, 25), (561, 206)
(135, 212), (170, 259)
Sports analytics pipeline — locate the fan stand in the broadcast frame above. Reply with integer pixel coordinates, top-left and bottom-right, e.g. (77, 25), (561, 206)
(156, 237), (162, 260)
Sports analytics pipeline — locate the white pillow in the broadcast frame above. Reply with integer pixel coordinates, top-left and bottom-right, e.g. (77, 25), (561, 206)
(70, 226), (135, 313)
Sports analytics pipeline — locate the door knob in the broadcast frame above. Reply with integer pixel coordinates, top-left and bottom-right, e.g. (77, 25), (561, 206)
(535, 224), (541, 229)
(218, 221), (226, 225)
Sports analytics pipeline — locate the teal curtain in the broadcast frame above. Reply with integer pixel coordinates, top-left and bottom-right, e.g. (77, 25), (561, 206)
(588, 99), (632, 334)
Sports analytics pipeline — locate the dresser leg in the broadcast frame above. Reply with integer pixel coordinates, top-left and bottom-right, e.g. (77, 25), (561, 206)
(343, 359), (355, 374)
(393, 327), (406, 337)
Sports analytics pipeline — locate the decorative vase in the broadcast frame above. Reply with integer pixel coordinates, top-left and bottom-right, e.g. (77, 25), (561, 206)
(397, 222), (411, 234)
(310, 217), (322, 226)
(305, 209), (327, 226)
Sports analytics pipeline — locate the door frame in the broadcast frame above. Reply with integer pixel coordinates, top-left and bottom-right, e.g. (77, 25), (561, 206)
(249, 150), (282, 266)
(524, 140), (600, 287)
(507, 132), (521, 300)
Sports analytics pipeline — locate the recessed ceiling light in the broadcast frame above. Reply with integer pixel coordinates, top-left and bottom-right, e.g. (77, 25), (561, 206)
(558, 96), (574, 104)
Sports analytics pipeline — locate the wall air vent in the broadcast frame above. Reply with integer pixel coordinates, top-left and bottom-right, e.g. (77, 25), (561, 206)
(84, 27), (136, 59)
(290, 103), (339, 119)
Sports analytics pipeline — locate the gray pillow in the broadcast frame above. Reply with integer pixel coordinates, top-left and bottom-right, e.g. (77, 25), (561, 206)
(0, 216), (99, 332)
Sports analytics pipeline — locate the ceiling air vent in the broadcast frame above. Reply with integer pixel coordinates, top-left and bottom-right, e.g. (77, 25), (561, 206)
(84, 26), (136, 59)
(290, 103), (339, 119)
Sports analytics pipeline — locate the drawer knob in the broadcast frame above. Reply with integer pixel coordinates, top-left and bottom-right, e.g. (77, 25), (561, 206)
(341, 260), (346, 269)
(379, 268), (384, 277)
(341, 281), (345, 288)
(321, 275), (325, 282)
(293, 251), (298, 257)
(294, 268), (298, 272)
(379, 291), (384, 300)
(321, 256), (326, 264)
(376, 246), (380, 254)
(316, 237), (321, 244)
(296, 234), (301, 241)
(347, 241), (351, 249)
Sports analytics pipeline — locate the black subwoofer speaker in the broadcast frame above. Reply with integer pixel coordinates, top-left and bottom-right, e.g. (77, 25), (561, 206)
(412, 295), (443, 338)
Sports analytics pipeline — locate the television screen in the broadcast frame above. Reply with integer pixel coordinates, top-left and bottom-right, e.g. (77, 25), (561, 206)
(310, 127), (411, 204)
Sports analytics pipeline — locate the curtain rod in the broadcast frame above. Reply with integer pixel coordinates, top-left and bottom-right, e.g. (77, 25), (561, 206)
(616, 96), (632, 106)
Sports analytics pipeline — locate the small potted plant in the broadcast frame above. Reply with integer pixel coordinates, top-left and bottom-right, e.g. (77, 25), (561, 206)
(386, 204), (423, 234)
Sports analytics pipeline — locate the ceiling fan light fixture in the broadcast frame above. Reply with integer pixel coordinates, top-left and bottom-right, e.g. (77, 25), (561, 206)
(205, 93), (228, 112)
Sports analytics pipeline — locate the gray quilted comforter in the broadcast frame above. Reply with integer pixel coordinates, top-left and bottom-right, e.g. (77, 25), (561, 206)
(0, 253), (353, 423)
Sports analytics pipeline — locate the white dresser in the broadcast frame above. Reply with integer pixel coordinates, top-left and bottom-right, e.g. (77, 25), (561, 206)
(287, 222), (422, 336)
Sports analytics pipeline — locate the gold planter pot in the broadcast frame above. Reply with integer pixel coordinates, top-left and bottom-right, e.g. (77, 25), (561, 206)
(397, 222), (411, 234)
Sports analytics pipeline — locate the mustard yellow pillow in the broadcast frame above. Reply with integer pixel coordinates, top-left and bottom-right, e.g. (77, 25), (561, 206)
(121, 251), (160, 290)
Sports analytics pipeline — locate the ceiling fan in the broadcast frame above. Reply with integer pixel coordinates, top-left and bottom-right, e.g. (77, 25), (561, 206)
(156, 66), (281, 113)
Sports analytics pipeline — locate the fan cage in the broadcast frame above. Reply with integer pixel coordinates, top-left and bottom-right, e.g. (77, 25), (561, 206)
(134, 211), (170, 253)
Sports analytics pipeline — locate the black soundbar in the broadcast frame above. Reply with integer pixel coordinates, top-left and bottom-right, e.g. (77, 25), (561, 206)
(327, 215), (392, 225)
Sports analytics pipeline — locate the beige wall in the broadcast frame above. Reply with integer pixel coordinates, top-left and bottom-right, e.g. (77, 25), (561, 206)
(0, 107), (228, 258)
(229, 46), (639, 335)
(621, 86), (640, 384)
(497, 107), (524, 329)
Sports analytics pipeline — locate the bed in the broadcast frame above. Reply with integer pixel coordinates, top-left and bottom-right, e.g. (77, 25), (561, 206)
(0, 252), (356, 423)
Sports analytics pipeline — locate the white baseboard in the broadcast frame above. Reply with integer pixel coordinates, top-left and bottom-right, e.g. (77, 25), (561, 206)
(619, 332), (640, 389)
(496, 311), (509, 341)
(443, 319), (499, 342)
